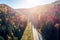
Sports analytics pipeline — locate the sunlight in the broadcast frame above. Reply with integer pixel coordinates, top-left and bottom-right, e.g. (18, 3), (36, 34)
(0, 0), (56, 8)
(20, 0), (56, 8)
(26, 0), (42, 7)
(26, 0), (37, 4)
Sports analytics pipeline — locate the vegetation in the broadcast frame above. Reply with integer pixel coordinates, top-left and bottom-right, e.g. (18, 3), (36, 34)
(0, 7), (31, 40)
(0, 1), (60, 40)
(21, 22), (34, 40)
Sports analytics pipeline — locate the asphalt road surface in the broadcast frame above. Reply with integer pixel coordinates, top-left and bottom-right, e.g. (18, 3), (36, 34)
(32, 25), (43, 40)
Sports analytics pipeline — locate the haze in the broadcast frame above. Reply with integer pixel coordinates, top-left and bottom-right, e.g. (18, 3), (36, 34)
(0, 0), (56, 9)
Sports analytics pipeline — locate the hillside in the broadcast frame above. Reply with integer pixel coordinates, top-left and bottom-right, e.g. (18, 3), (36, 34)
(16, 1), (60, 40)
(0, 0), (60, 40)
(0, 4), (30, 40)
(16, 0), (60, 28)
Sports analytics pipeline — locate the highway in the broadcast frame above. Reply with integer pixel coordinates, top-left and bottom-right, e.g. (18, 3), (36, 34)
(32, 25), (43, 40)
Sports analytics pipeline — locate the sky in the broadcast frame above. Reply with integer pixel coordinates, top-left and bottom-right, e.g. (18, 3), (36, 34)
(0, 0), (56, 9)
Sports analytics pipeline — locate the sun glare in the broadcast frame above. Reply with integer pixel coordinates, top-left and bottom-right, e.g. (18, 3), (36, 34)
(0, 0), (56, 8)
(20, 0), (56, 8)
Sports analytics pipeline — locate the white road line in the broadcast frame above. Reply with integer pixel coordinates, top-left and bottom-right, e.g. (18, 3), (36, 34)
(32, 25), (39, 40)
(38, 32), (43, 40)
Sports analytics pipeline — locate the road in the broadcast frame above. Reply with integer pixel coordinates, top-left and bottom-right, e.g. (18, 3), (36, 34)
(32, 25), (43, 40)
